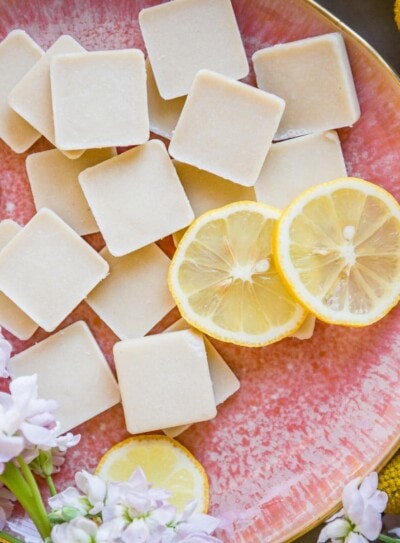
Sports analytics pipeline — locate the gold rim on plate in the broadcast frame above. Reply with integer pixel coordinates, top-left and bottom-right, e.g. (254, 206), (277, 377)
(286, 7), (400, 541)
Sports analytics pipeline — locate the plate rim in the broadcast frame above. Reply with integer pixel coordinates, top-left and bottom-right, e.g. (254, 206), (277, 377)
(305, 0), (399, 84)
(0, 1), (399, 542)
(284, 6), (400, 540)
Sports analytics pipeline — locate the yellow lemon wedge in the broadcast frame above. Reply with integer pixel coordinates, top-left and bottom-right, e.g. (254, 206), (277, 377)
(273, 177), (400, 326)
(95, 435), (209, 513)
(168, 201), (307, 347)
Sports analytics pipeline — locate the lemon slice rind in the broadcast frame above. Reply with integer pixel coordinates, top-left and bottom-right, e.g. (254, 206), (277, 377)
(169, 201), (308, 347)
(95, 435), (209, 513)
(274, 177), (400, 326)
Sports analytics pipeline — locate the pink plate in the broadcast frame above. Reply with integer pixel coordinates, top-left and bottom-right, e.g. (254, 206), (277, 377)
(1, 1), (400, 542)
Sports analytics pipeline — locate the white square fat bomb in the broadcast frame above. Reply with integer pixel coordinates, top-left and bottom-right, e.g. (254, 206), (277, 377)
(254, 131), (347, 209)
(291, 314), (316, 340)
(0, 209), (109, 332)
(163, 318), (240, 438)
(51, 49), (149, 150)
(139, 0), (249, 100)
(173, 161), (255, 245)
(9, 35), (85, 159)
(253, 33), (361, 140)
(114, 330), (216, 434)
(169, 70), (285, 186)
(79, 140), (194, 256)
(146, 59), (185, 139)
(86, 245), (175, 340)
(8, 321), (120, 434)
(0, 30), (43, 153)
(26, 148), (116, 236)
(0, 220), (38, 340)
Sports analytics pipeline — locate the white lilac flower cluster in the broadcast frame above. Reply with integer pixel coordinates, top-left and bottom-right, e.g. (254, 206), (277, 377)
(318, 472), (388, 543)
(0, 373), (79, 474)
(0, 333), (79, 531)
(0, 331), (12, 378)
(47, 467), (221, 543)
(0, 331), (221, 543)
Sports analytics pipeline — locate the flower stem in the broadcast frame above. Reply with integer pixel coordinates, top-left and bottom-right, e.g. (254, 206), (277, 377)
(379, 535), (400, 543)
(0, 461), (50, 540)
(0, 530), (24, 543)
(16, 456), (51, 538)
(45, 475), (57, 497)
(0, 462), (36, 515)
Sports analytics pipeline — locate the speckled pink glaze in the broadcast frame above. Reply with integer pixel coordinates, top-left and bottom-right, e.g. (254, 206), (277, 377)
(0, 1), (399, 542)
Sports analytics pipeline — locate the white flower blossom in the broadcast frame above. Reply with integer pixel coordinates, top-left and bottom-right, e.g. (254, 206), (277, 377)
(105, 467), (171, 515)
(0, 390), (24, 473)
(101, 467), (175, 541)
(75, 471), (107, 515)
(49, 486), (87, 512)
(95, 517), (126, 543)
(49, 471), (107, 522)
(55, 431), (81, 452)
(30, 432), (81, 479)
(50, 515), (99, 543)
(0, 429), (24, 474)
(50, 432), (81, 472)
(48, 467), (222, 543)
(0, 330), (12, 378)
(162, 500), (221, 543)
(9, 375), (58, 446)
(318, 472), (388, 543)
(0, 375), (63, 472)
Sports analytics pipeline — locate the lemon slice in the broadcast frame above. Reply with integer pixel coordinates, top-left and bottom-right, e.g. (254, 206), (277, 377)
(274, 177), (400, 326)
(168, 201), (307, 347)
(95, 435), (209, 513)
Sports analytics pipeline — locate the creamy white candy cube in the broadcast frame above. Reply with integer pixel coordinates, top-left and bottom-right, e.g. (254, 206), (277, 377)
(9, 35), (85, 159)
(8, 321), (120, 434)
(79, 140), (194, 256)
(0, 220), (38, 340)
(254, 131), (347, 209)
(51, 49), (149, 150)
(0, 220), (21, 250)
(169, 70), (285, 186)
(253, 33), (361, 140)
(146, 59), (186, 140)
(26, 148), (116, 236)
(139, 0), (249, 99)
(86, 245), (175, 340)
(0, 209), (109, 332)
(163, 318), (240, 438)
(175, 161), (256, 216)
(291, 314), (316, 340)
(114, 330), (216, 434)
(173, 161), (255, 245)
(0, 30), (43, 153)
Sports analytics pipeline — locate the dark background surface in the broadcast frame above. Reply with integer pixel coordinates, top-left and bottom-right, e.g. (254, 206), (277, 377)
(317, 0), (400, 73)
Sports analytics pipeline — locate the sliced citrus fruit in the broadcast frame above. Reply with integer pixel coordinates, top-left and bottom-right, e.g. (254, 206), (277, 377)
(274, 177), (400, 326)
(95, 435), (209, 513)
(168, 201), (307, 347)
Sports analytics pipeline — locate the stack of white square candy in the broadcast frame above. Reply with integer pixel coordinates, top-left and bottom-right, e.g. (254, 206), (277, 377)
(8, 322), (121, 434)
(0, 0), (362, 436)
(0, 209), (109, 332)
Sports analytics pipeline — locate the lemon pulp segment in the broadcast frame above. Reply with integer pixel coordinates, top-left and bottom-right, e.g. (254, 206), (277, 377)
(168, 201), (307, 346)
(274, 178), (400, 325)
(95, 435), (209, 513)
